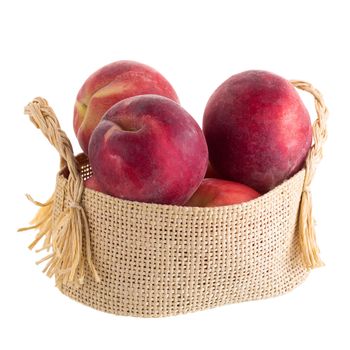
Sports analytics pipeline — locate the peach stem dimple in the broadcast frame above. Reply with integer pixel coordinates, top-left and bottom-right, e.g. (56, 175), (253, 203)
(115, 118), (143, 132)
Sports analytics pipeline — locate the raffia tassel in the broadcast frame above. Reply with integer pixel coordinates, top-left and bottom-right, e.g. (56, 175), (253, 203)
(41, 200), (101, 287)
(19, 192), (100, 287)
(298, 189), (324, 269)
(18, 193), (54, 251)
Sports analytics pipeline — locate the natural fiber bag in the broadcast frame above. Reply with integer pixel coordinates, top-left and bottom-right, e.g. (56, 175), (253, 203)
(20, 80), (328, 318)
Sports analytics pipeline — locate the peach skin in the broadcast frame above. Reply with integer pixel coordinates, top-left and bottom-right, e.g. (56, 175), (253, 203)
(74, 60), (179, 154)
(203, 70), (312, 193)
(185, 178), (260, 207)
(88, 95), (208, 205)
(84, 175), (103, 192)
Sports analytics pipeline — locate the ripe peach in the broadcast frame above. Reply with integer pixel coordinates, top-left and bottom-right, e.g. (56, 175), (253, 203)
(89, 95), (208, 205)
(74, 60), (179, 154)
(84, 175), (103, 192)
(185, 178), (260, 207)
(205, 161), (222, 179)
(203, 70), (312, 193)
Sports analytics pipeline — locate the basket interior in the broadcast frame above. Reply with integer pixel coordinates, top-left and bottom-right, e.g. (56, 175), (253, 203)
(60, 153), (93, 181)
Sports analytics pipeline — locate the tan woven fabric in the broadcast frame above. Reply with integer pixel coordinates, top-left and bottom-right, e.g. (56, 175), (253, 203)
(56, 155), (308, 317)
(20, 80), (328, 318)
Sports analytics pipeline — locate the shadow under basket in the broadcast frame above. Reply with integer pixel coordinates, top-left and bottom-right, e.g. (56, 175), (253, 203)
(21, 80), (328, 318)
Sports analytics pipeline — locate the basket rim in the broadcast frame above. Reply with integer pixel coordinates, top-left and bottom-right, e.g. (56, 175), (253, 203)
(57, 152), (306, 213)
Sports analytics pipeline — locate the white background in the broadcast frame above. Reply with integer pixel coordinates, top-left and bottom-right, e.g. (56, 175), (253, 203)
(1, 0), (349, 349)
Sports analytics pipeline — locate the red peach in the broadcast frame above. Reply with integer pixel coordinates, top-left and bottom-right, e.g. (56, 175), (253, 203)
(203, 70), (312, 193)
(74, 60), (179, 154)
(185, 178), (260, 207)
(84, 175), (103, 192)
(88, 95), (208, 205)
(205, 161), (222, 179)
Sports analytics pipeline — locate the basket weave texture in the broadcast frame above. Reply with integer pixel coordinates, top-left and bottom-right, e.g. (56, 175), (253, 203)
(57, 157), (308, 317)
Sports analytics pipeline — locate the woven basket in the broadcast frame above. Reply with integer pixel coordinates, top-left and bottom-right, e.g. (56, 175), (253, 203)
(20, 80), (328, 318)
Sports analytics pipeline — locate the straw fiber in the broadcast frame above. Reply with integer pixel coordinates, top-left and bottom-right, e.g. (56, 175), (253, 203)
(57, 156), (308, 317)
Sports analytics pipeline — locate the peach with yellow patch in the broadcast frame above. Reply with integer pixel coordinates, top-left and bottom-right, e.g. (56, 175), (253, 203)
(74, 60), (179, 154)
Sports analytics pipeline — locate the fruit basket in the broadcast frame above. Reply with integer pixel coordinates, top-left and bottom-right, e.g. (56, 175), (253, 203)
(21, 80), (328, 318)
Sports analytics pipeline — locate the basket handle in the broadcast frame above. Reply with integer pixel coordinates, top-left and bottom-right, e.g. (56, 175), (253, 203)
(23, 97), (99, 286)
(24, 97), (80, 180)
(291, 81), (329, 269)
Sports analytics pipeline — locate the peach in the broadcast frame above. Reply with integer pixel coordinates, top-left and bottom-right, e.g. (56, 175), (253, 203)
(203, 70), (312, 193)
(74, 60), (179, 154)
(205, 161), (222, 179)
(88, 95), (208, 205)
(84, 175), (103, 192)
(186, 178), (260, 207)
